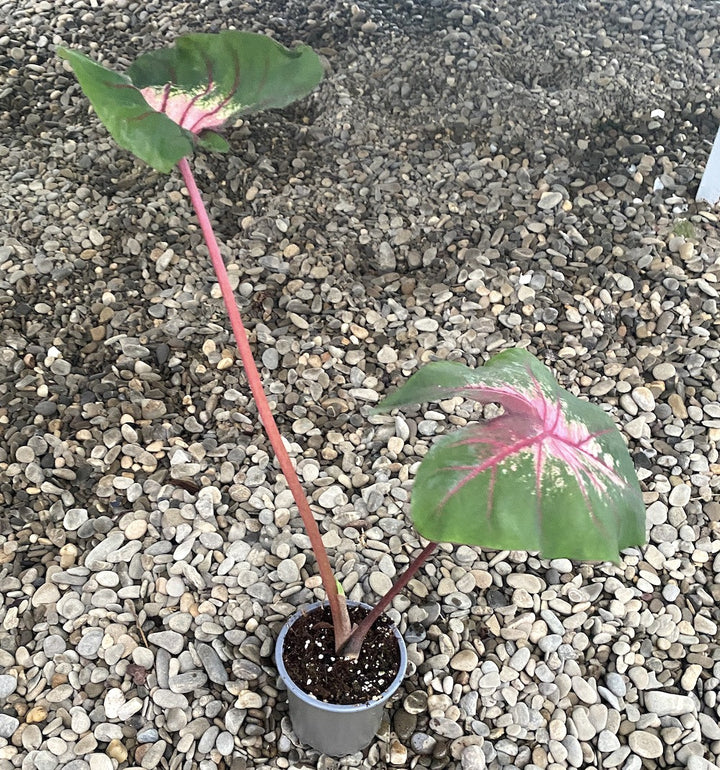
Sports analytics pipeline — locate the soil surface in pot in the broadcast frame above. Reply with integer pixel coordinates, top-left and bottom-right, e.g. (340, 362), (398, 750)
(282, 604), (401, 705)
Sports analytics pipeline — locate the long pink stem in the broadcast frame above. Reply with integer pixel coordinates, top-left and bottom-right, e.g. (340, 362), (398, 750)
(177, 157), (351, 648)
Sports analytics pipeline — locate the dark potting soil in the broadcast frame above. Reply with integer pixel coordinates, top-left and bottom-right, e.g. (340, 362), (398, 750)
(282, 605), (401, 705)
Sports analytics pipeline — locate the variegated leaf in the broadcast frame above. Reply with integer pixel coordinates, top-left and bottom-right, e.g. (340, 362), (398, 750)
(377, 349), (646, 562)
(58, 31), (323, 172)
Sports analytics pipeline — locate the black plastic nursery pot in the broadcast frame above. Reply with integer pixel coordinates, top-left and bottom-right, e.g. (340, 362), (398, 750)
(275, 600), (408, 756)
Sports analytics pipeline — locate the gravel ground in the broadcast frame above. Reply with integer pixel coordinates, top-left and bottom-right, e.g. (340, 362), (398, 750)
(1, 0), (720, 769)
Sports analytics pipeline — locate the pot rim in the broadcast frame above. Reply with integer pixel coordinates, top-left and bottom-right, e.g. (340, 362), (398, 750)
(275, 600), (407, 713)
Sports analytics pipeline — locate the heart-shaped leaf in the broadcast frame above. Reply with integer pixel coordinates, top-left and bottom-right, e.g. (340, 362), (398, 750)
(377, 349), (646, 562)
(58, 31), (323, 172)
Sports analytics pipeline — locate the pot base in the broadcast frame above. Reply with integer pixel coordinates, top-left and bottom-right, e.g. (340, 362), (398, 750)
(275, 601), (407, 756)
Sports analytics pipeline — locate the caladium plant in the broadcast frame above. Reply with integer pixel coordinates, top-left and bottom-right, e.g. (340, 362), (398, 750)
(58, 32), (354, 646)
(57, 32), (646, 669)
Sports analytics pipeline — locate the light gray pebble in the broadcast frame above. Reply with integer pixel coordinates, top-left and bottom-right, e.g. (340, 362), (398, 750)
(317, 485), (347, 509)
(429, 716), (463, 739)
(198, 725), (220, 753)
(276, 559), (300, 583)
(571, 707), (597, 741)
(95, 571), (119, 587)
(562, 734), (583, 767)
(103, 688), (125, 719)
(169, 670), (208, 694)
(628, 730), (663, 758)
(76, 628), (104, 659)
(63, 508), (89, 530)
(224, 708), (244, 734)
(605, 672), (627, 697)
(233, 659), (262, 680)
(140, 740), (166, 769)
(199, 532), (223, 549)
(167, 613), (193, 633)
(165, 576), (186, 597)
(70, 707), (91, 734)
(369, 571), (393, 595)
(478, 671), (501, 689)
(538, 190), (564, 209)
(662, 584), (681, 601)
(15, 445), (35, 463)
(644, 690), (695, 716)
(668, 484), (691, 507)
(137, 727), (160, 743)
(540, 609), (565, 634)
(598, 686), (621, 709)
(598, 729), (621, 752)
(84, 532), (125, 570)
(43, 635), (66, 656)
(461, 745), (486, 770)
(652, 362), (676, 380)
(246, 582), (273, 603)
(155, 648), (170, 689)
(133, 647), (155, 668)
(197, 644), (228, 684)
(216, 731), (234, 756)
(25, 751), (58, 770)
(0, 713), (19, 738)
(443, 591), (472, 610)
(88, 755), (114, 770)
(195, 493), (214, 517)
(0, 675), (17, 699)
(147, 631), (184, 654)
(534, 662), (555, 683)
(538, 635), (563, 654)
(57, 593), (86, 620)
(95, 722), (124, 742)
(699, 713), (720, 740)
(509, 646), (532, 671)
(687, 757), (720, 770)
(152, 690), (188, 709)
(261, 348), (279, 369)
(616, 274), (634, 291)
(507, 573), (543, 593)
(165, 708), (188, 732)
(411, 732), (437, 755)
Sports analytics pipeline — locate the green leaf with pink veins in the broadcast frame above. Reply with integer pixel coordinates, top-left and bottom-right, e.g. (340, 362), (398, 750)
(376, 348), (646, 563)
(58, 30), (323, 173)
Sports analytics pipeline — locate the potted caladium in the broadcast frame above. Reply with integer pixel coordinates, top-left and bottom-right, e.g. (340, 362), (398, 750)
(57, 31), (646, 758)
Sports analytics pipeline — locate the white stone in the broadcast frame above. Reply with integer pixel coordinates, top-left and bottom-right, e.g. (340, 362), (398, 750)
(506, 573), (543, 593)
(0, 675), (17, 699)
(644, 690), (695, 717)
(538, 191), (564, 209)
(235, 690), (262, 709)
(317, 485), (348, 509)
(572, 676), (599, 705)
(147, 631), (184, 654)
(628, 730), (663, 758)
(88, 754), (114, 770)
(668, 484), (691, 507)
(0, 715), (19, 738)
(103, 688), (126, 720)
